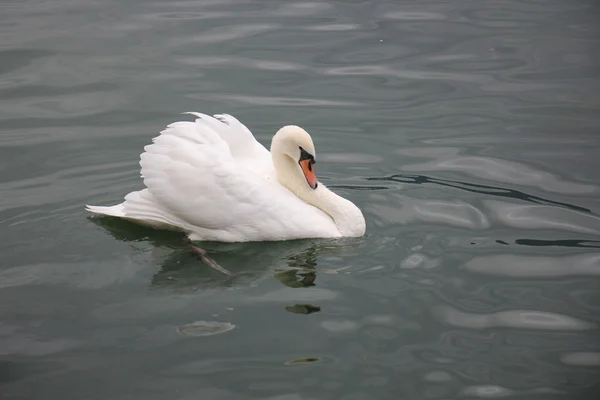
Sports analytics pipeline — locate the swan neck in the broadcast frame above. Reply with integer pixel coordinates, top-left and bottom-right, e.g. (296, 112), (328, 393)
(307, 185), (365, 236)
(271, 148), (365, 237)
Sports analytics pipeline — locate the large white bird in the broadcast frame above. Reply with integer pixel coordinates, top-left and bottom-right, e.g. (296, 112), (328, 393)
(86, 112), (366, 242)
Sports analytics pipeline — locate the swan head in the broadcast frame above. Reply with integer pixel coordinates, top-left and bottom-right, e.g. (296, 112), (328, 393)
(271, 125), (318, 190)
(270, 124), (366, 237)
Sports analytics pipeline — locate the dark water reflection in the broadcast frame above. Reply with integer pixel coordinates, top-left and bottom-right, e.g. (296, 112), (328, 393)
(2, 0), (600, 399)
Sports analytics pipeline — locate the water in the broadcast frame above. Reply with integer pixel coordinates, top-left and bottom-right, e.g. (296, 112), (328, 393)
(1, 0), (600, 398)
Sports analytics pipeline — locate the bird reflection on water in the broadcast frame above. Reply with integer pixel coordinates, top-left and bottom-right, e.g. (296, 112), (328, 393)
(88, 215), (361, 315)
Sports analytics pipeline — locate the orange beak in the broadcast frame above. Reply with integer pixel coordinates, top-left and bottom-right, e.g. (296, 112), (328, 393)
(299, 159), (318, 189)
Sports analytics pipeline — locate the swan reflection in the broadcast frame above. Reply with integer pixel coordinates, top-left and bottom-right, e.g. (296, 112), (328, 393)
(86, 216), (366, 317)
(89, 215), (359, 290)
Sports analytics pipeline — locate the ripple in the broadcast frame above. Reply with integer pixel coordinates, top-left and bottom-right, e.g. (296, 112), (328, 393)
(368, 194), (490, 229)
(270, 2), (332, 17)
(205, 94), (363, 107)
(319, 153), (383, 164)
(383, 11), (447, 21)
(400, 253), (441, 270)
(284, 357), (323, 365)
(306, 23), (361, 31)
(0, 335), (81, 357)
(177, 321), (235, 337)
(0, 82), (117, 101)
(368, 173), (593, 213)
(484, 200), (600, 234)
(139, 11), (230, 22)
(178, 55), (306, 72)
(399, 148), (598, 195)
(560, 352), (600, 367)
(0, 160), (135, 212)
(253, 288), (338, 303)
(323, 65), (486, 85)
(464, 253), (600, 278)
(423, 370), (453, 382)
(435, 306), (596, 331)
(0, 258), (145, 290)
(172, 23), (279, 45)
(0, 48), (53, 76)
(320, 320), (358, 333)
(462, 385), (513, 398)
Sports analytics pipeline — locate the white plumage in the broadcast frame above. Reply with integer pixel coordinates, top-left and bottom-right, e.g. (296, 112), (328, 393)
(86, 112), (366, 242)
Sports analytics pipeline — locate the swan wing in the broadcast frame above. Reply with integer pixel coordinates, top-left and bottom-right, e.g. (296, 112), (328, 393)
(182, 112), (275, 179)
(138, 120), (338, 242)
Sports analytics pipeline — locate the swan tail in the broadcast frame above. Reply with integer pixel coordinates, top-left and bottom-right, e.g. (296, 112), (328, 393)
(86, 189), (188, 232)
(85, 204), (125, 217)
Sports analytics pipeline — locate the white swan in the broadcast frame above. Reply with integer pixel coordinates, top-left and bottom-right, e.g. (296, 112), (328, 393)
(86, 112), (366, 242)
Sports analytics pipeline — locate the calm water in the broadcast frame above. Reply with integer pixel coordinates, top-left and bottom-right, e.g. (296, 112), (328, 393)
(1, 0), (600, 399)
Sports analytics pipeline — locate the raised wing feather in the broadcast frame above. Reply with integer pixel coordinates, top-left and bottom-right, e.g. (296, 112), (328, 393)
(183, 112), (274, 179)
(139, 120), (338, 242)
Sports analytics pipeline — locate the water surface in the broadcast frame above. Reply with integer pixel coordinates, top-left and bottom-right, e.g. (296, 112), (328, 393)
(1, 0), (600, 399)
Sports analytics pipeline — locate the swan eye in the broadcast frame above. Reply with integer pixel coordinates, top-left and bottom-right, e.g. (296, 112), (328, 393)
(298, 146), (315, 163)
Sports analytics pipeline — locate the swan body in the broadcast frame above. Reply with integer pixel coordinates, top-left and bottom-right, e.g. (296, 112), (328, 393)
(86, 112), (366, 242)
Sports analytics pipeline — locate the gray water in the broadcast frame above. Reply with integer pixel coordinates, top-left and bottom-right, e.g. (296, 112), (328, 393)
(1, 0), (600, 399)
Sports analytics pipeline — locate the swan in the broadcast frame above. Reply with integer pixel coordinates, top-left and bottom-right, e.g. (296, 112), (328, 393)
(86, 112), (366, 242)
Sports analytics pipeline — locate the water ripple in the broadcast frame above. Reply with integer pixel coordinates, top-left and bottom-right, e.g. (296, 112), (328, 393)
(484, 200), (600, 234)
(560, 352), (600, 367)
(172, 23), (280, 45)
(464, 253), (600, 278)
(435, 306), (596, 331)
(203, 93), (363, 107)
(368, 174), (593, 213)
(368, 194), (489, 229)
(398, 148), (598, 195)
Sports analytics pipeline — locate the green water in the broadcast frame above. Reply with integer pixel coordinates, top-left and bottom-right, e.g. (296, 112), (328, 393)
(1, 0), (600, 399)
